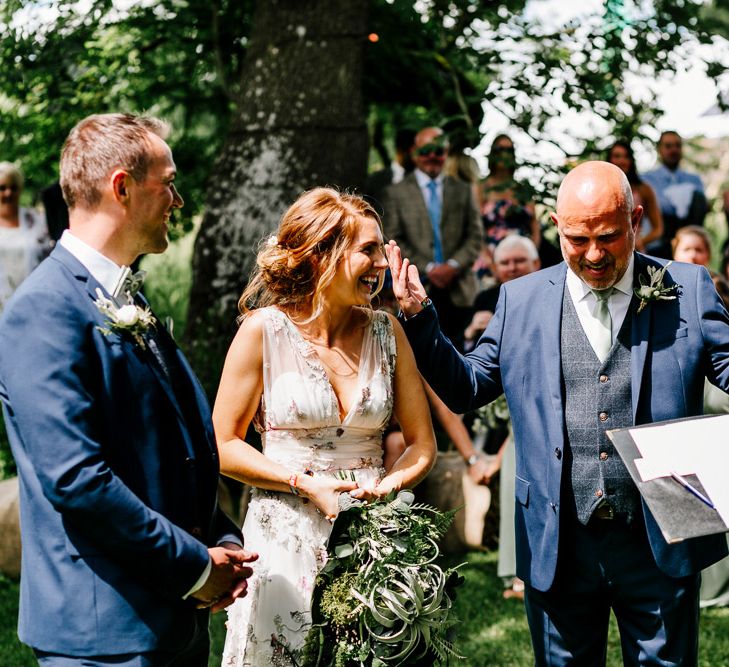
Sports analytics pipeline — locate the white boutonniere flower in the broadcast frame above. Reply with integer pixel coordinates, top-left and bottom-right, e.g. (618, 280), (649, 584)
(94, 288), (156, 349)
(634, 261), (681, 314)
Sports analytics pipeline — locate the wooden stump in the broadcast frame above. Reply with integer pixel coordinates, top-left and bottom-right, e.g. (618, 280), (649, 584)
(416, 451), (495, 553)
(0, 477), (21, 579)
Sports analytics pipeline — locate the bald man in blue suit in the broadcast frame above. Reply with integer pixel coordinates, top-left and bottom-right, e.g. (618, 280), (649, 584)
(387, 161), (729, 666)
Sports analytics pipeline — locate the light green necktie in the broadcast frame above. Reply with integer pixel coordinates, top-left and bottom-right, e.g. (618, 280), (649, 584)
(591, 288), (613, 362)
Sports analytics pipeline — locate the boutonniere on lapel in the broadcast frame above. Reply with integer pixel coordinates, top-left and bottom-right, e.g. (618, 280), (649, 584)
(634, 261), (681, 314)
(94, 288), (156, 350)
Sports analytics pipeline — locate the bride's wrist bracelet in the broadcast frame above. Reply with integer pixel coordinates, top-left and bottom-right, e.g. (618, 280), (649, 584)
(289, 469), (314, 499)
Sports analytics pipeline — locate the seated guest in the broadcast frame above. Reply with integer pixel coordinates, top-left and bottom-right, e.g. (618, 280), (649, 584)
(465, 235), (540, 350)
(0, 162), (50, 312)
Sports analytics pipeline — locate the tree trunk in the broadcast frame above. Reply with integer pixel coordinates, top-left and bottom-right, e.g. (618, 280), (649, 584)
(185, 0), (369, 394)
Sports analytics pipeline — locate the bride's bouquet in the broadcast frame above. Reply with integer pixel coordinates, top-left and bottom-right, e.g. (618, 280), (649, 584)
(300, 490), (464, 666)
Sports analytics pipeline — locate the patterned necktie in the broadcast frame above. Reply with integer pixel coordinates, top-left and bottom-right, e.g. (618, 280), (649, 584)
(426, 180), (444, 264)
(591, 288), (613, 362)
(112, 266), (147, 300)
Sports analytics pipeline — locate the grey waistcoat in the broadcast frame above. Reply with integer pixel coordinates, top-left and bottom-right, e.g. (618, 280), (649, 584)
(561, 289), (640, 524)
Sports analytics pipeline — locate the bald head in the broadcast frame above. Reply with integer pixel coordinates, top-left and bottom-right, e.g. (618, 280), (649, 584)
(552, 161), (642, 290)
(556, 161), (633, 220)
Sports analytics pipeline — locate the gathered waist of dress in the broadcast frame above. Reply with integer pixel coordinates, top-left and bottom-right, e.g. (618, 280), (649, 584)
(262, 426), (384, 472)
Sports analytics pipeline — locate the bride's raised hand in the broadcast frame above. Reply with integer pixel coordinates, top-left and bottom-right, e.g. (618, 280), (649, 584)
(298, 475), (358, 522)
(384, 241), (428, 318)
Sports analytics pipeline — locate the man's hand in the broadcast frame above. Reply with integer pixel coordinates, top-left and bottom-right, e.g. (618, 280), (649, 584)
(385, 241), (428, 318)
(192, 545), (258, 613)
(427, 263), (458, 289)
(468, 455), (501, 486)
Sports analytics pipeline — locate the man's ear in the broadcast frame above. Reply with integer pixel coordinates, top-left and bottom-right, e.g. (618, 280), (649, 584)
(631, 205), (644, 233)
(111, 169), (130, 203)
(550, 212), (559, 227)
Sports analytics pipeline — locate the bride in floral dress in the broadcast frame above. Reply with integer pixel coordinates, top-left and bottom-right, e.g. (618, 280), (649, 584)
(214, 188), (436, 666)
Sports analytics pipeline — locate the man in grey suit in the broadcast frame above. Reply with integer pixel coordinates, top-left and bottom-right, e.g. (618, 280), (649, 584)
(382, 126), (482, 346)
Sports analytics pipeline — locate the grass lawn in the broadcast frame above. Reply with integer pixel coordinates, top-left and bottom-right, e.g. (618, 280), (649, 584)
(3, 551), (729, 665)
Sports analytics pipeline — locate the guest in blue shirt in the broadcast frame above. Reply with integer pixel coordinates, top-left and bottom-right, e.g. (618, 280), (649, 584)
(643, 130), (707, 257)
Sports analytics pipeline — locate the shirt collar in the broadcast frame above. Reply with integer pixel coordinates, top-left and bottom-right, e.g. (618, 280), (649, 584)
(59, 230), (128, 295)
(566, 254), (635, 302)
(414, 168), (444, 189)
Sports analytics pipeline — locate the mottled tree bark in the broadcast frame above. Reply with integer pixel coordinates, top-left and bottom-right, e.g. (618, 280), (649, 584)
(185, 0), (369, 394)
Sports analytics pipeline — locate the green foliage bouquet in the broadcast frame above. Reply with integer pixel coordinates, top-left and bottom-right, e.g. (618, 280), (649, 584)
(301, 490), (464, 666)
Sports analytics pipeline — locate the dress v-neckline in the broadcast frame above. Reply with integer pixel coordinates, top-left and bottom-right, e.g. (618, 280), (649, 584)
(276, 308), (369, 424)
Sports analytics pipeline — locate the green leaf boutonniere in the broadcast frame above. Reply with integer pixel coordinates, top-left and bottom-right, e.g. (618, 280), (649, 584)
(634, 261), (681, 314)
(94, 288), (156, 349)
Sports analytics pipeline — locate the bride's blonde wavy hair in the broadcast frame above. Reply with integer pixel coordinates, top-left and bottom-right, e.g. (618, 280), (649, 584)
(238, 187), (384, 322)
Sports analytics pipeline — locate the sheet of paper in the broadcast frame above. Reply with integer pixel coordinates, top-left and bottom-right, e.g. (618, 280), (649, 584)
(629, 414), (729, 526)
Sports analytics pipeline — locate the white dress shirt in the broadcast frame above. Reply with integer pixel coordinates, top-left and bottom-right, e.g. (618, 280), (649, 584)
(565, 255), (635, 361)
(414, 169), (455, 271)
(59, 230), (126, 295)
(59, 230), (212, 598)
(414, 168), (443, 204)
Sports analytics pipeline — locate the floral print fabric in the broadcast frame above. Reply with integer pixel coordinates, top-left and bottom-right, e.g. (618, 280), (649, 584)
(222, 307), (396, 666)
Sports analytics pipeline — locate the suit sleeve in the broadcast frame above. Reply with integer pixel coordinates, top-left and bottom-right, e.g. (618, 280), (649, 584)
(0, 287), (209, 599)
(697, 267), (729, 391)
(401, 290), (505, 412)
(450, 185), (482, 269)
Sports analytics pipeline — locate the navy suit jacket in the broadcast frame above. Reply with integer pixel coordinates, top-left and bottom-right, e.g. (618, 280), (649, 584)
(403, 253), (729, 592)
(0, 245), (241, 655)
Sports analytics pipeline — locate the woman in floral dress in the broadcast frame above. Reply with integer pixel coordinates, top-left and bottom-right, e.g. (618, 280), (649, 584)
(214, 188), (436, 666)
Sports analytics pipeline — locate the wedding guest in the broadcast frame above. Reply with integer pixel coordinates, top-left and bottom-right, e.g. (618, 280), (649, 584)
(643, 130), (708, 257)
(672, 225), (711, 268)
(215, 188), (436, 665)
(0, 113), (254, 666)
(387, 160), (729, 665)
(0, 162), (50, 312)
(606, 140), (663, 253)
(382, 126), (482, 348)
(479, 134), (539, 252)
(465, 235), (541, 350)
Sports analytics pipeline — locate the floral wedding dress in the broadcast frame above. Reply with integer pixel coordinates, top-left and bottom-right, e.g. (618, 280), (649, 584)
(222, 306), (396, 666)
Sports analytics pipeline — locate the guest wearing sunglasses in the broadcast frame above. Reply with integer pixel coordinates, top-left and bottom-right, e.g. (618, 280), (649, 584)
(381, 127), (481, 348)
(0, 162), (50, 312)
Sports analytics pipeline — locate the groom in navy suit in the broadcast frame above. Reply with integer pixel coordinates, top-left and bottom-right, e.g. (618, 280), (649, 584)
(0, 114), (256, 665)
(387, 161), (729, 665)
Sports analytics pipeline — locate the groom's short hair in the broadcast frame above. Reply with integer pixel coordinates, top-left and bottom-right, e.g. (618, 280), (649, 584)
(60, 113), (170, 211)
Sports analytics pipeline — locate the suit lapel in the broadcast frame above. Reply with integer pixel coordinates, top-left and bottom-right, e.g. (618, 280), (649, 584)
(631, 252), (653, 422)
(542, 264), (568, 425)
(52, 246), (201, 459)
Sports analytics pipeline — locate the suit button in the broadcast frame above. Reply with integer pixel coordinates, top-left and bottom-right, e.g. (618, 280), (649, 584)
(595, 489), (603, 498)
(191, 526), (202, 537)
(554, 447), (562, 460)
(185, 457), (195, 467)
(599, 412), (608, 422)
(599, 452), (608, 461)
(599, 374), (609, 383)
